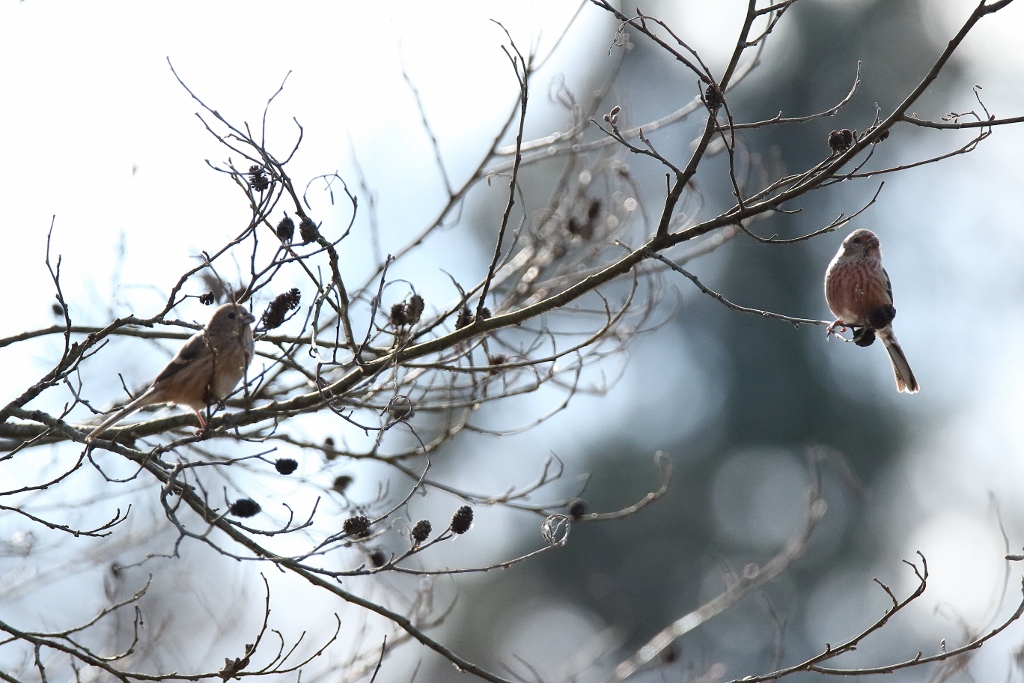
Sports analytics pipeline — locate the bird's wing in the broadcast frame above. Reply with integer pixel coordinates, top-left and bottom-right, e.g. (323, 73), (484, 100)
(152, 331), (207, 384)
(882, 267), (894, 305)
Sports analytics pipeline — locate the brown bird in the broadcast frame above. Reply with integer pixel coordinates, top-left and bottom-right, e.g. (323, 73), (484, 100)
(87, 303), (256, 440)
(824, 229), (919, 393)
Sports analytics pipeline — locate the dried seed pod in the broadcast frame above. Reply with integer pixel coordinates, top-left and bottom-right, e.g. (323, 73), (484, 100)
(276, 216), (295, 243)
(405, 294), (424, 325)
(704, 82), (724, 112)
(299, 217), (320, 244)
(274, 458), (298, 475)
(450, 505), (473, 534)
(343, 515), (371, 538)
(390, 303), (408, 327)
(229, 498), (261, 518)
(568, 498), (587, 520)
(260, 288), (301, 330)
(828, 129), (854, 152)
(411, 520), (432, 544)
(249, 165), (269, 192)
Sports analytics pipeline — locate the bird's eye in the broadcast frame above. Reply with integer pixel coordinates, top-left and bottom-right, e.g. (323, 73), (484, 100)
(228, 313), (236, 319)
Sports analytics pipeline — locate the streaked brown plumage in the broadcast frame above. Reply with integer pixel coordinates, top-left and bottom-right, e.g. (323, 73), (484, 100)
(86, 303), (256, 440)
(824, 229), (919, 394)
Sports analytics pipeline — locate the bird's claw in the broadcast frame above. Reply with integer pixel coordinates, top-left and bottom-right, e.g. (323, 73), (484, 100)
(825, 320), (847, 338)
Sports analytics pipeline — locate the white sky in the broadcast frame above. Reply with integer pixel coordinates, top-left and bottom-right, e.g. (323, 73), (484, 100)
(0, 1), (592, 327)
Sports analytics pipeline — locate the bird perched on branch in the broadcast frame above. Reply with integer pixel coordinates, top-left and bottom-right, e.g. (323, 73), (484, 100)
(824, 229), (919, 393)
(86, 303), (256, 440)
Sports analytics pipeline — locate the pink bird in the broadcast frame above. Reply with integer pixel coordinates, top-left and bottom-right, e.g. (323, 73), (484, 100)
(824, 229), (919, 393)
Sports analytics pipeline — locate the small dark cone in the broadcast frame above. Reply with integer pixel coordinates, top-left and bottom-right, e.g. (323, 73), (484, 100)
(704, 82), (724, 112)
(299, 217), (320, 244)
(275, 458), (298, 475)
(276, 216), (295, 243)
(411, 520), (432, 544)
(249, 165), (269, 192)
(450, 505), (473, 534)
(390, 303), (408, 327)
(229, 498), (261, 518)
(828, 129), (854, 152)
(260, 288), (301, 330)
(343, 515), (371, 538)
(406, 295), (424, 325)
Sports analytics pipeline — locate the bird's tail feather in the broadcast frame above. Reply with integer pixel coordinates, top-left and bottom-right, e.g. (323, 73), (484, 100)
(86, 392), (150, 441)
(879, 327), (919, 394)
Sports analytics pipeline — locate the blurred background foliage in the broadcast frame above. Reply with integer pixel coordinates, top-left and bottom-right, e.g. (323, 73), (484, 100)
(427, 1), (992, 681)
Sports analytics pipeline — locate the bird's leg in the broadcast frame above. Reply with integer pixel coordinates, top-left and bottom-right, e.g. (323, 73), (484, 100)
(825, 319), (848, 338)
(193, 408), (208, 434)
